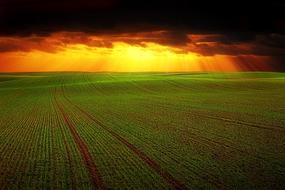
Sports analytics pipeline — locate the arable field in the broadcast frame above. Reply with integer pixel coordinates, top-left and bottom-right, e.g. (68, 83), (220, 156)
(0, 72), (284, 190)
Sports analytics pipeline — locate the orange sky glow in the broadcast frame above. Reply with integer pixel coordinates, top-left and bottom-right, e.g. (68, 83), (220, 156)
(0, 32), (274, 72)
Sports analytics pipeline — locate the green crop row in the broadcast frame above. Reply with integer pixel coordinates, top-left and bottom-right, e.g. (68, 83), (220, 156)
(0, 72), (284, 189)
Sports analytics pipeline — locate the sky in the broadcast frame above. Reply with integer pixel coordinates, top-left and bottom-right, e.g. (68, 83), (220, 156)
(0, 0), (285, 72)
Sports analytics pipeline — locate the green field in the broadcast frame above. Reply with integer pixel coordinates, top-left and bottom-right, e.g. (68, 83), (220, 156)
(0, 72), (284, 190)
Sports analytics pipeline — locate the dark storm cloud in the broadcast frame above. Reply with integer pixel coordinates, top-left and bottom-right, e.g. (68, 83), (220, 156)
(187, 33), (285, 56)
(0, 0), (284, 36)
(0, 36), (62, 52)
(0, 31), (188, 53)
(0, 0), (285, 60)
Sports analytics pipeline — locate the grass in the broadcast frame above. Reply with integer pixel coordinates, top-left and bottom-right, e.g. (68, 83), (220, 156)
(0, 72), (284, 190)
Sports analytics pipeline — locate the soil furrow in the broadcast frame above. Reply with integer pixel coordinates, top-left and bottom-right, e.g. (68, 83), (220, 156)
(53, 89), (105, 190)
(61, 90), (190, 190)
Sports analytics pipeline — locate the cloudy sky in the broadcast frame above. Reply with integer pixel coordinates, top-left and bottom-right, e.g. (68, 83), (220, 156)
(0, 0), (284, 72)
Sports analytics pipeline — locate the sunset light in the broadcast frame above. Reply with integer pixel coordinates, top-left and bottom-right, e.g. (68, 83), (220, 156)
(1, 1), (285, 189)
(0, 32), (277, 72)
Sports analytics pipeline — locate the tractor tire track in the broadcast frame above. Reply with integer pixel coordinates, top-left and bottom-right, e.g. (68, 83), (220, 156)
(60, 88), (190, 190)
(95, 108), (232, 189)
(144, 100), (285, 132)
(53, 89), (105, 190)
(51, 99), (76, 189)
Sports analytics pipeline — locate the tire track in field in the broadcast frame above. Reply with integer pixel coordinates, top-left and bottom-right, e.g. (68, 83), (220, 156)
(118, 78), (284, 132)
(60, 88), (190, 190)
(185, 108), (285, 132)
(126, 78), (284, 132)
(51, 99), (76, 189)
(132, 103), (285, 169)
(95, 108), (232, 189)
(144, 99), (285, 132)
(140, 102), (283, 163)
(201, 113), (285, 132)
(52, 89), (105, 190)
(75, 73), (285, 132)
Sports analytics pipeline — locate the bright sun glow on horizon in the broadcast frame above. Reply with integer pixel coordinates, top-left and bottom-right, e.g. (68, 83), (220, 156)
(0, 31), (276, 72)
(0, 42), (252, 72)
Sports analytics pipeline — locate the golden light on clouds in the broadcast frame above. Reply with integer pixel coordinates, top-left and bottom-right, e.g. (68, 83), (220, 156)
(0, 32), (275, 72)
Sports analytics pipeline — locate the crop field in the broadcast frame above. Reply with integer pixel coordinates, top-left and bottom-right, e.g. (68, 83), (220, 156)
(0, 72), (284, 190)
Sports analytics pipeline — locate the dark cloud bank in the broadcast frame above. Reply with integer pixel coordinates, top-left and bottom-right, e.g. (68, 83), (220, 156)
(0, 0), (285, 70)
(1, 0), (284, 35)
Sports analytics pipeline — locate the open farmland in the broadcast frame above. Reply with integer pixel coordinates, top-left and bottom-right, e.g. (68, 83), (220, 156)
(0, 72), (284, 190)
